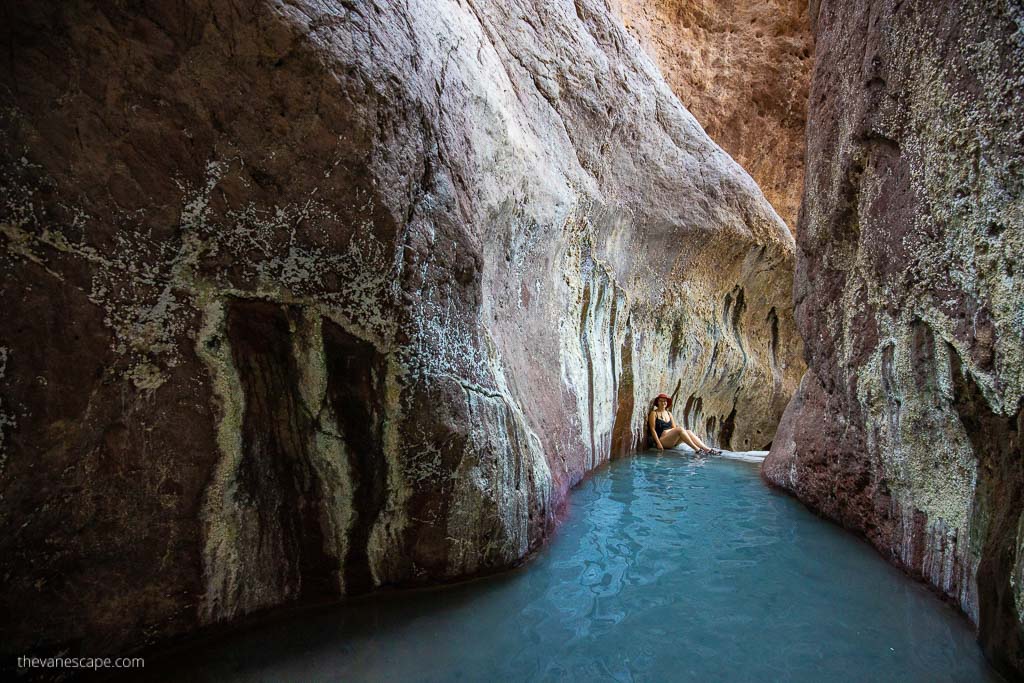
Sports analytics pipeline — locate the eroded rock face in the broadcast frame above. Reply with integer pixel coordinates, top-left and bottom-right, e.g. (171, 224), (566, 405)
(763, 0), (1024, 674)
(0, 0), (801, 659)
(613, 0), (813, 230)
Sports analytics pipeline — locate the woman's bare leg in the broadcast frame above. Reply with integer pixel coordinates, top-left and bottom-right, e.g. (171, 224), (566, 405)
(685, 429), (719, 453)
(675, 429), (703, 451)
(684, 429), (707, 449)
(659, 427), (684, 448)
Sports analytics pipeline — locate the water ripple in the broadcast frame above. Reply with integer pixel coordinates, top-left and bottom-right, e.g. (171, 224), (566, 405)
(139, 456), (1006, 683)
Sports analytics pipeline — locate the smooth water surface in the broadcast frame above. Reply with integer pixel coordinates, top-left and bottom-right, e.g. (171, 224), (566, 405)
(147, 455), (1003, 682)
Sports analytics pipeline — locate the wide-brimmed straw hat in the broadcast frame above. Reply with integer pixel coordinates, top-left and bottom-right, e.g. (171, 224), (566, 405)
(654, 393), (672, 408)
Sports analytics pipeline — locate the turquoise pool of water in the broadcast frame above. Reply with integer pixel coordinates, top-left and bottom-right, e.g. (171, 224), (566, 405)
(148, 454), (1003, 682)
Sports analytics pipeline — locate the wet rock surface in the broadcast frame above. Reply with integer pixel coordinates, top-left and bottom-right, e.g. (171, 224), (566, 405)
(613, 0), (813, 230)
(0, 0), (801, 661)
(763, 0), (1024, 675)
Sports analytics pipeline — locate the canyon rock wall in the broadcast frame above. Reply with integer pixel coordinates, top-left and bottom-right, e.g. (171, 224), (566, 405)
(763, 0), (1024, 675)
(0, 0), (802, 660)
(613, 0), (813, 230)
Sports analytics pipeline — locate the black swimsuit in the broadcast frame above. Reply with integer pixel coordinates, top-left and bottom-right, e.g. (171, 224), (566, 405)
(654, 413), (672, 437)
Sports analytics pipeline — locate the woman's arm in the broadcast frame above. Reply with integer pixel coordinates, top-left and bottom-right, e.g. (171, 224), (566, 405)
(648, 411), (664, 450)
(669, 411), (678, 429)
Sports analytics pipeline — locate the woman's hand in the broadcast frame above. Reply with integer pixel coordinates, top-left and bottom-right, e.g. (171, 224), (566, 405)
(656, 441), (664, 451)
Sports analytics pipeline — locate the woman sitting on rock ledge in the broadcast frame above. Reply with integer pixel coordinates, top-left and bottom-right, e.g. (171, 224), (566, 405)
(649, 393), (720, 455)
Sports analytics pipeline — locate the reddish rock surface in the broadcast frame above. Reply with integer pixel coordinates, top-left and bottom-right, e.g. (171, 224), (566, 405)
(613, 0), (813, 230)
(0, 0), (801, 664)
(764, 0), (1024, 675)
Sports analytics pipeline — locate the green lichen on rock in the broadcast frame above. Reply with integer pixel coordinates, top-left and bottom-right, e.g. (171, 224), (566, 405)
(193, 298), (249, 622)
(765, 0), (1024, 673)
(0, 0), (802, 662)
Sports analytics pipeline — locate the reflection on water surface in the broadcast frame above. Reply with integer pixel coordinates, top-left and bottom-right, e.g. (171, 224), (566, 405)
(141, 455), (1003, 682)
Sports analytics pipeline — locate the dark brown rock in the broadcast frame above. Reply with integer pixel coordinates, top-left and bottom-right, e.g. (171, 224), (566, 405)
(763, 0), (1024, 675)
(0, 0), (802, 663)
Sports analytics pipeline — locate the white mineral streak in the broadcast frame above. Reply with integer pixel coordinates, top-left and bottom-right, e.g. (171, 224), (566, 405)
(0, 0), (801, 635)
(882, 11), (1020, 622)
(766, 0), (1024, 642)
(195, 299), (255, 623)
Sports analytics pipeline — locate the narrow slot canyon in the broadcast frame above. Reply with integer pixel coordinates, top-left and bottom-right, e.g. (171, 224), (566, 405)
(0, 0), (1020, 680)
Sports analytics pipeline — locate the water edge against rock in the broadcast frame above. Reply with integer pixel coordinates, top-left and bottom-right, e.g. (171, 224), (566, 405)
(130, 455), (1002, 682)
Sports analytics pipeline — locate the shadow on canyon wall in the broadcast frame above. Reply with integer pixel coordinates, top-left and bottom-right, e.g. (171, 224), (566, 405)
(0, 0), (801, 666)
(763, 0), (1024, 677)
(2, 0), (1020, 678)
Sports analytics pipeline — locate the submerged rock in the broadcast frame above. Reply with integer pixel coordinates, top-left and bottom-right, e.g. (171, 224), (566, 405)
(0, 0), (801, 659)
(763, 0), (1024, 675)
